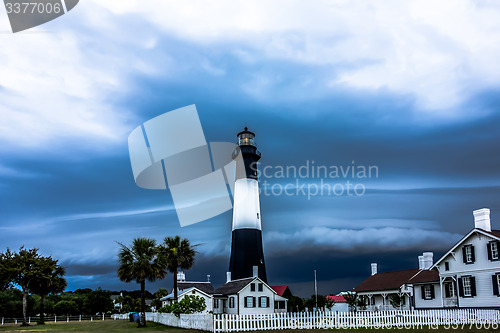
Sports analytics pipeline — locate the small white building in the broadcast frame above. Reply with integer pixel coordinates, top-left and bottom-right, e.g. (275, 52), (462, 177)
(160, 287), (213, 313)
(213, 273), (287, 314)
(430, 208), (500, 309)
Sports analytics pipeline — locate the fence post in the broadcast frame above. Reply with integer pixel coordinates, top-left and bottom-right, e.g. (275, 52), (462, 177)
(67, 316), (69, 322)
(55, 316), (57, 323)
(91, 316), (93, 321)
(79, 314), (81, 322)
(102, 313), (105, 321)
(1, 317), (3, 326)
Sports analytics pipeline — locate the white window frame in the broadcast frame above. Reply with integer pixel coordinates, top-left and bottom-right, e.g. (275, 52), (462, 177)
(424, 285), (432, 299)
(463, 276), (472, 297)
(214, 299), (219, 308)
(245, 296), (254, 308)
(497, 274), (500, 293)
(259, 296), (268, 308)
(229, 297), (234, 308)
(465, 245), (473, 263)
(491, 242), (499, 260)
(446, 282), (455, 298)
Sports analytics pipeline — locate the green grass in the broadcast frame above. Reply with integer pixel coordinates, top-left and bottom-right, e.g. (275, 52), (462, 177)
(0, 320), (198, 332)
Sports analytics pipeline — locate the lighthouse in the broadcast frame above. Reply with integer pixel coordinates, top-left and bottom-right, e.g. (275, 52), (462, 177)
(228, 127), (267, 283)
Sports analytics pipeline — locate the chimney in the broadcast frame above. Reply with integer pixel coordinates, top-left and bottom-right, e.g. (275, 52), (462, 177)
(207, 275), (211, 282)
(371, 263), (377, 276)
(418, 255), (425, 269)
(473, 208), (491, 232)
(253, 265), (259, 278)
(226, 272), (231, 283)
(422, 252), (433, 270)
(177, 271), (185, 282)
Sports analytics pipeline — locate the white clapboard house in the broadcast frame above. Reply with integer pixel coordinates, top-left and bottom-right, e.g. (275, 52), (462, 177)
(356, 208), (500, 310)
(428, 208), (500, 308)
(213, 269), (288, 314)
(355, 253), (439, 310)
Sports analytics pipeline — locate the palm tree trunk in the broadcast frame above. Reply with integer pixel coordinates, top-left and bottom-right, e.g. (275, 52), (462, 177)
(173, 264), (178, 301)
(39, 295), (46, 325)
(22, 290), (28, 326)
(139, 280), (146, 327)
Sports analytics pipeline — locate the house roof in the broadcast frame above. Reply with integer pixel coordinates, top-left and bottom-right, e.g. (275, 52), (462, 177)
(178, 281), (214, 294)
(355, 268), (439, 293)
(326, 295), (347, 303)
(214, 278), (255, 295)
(271, 286), (289, 297)
(431, 228), (500, 269)
(161, 286), (212, 301)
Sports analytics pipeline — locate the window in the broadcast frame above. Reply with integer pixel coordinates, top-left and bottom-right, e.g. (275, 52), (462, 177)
(257, 213), (259, 219)
(229, 297), (235, 308)
(493, 273), (500, 296)
(445, 282), (456, 298)
(259, 296), (269, 308)
(424, 285), (432, 299)
(245, 296), (255, 308)
(444, 262), (450, 271)
(488, 241), (500, 261)
(463, 277), (472, 297)
(250, 283), (256, 292)
(214, 299), (219, 308)
(463, 245), (475, 264)
(370, 297), (375, 305)
(223, 299), (227, 309)
(258, 283), (263, 292)
(421, 284), (434, 300)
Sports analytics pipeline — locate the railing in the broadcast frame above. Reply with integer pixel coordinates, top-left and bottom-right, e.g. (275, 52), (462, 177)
(146, 312), (213, 331)
(1, 314), (113, 325)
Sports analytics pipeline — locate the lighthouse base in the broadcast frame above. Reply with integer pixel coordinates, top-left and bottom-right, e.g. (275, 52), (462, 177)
(229, 229), (267, 282)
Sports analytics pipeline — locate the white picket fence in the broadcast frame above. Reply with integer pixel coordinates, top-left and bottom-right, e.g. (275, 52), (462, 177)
(213, 309), (500, 332)
(142, 309), (500, 332)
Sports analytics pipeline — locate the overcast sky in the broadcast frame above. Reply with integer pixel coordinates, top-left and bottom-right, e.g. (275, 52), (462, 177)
(2, 0), (500, 297)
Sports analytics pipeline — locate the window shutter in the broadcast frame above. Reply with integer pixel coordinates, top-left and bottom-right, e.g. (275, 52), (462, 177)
(244, 297), (248, 308)
(253, 297), (256, 307)
(487, 243), (493, 261)
(471, 246), (476, 263)
(462, 247), (467, 263)
(470, 276), (477, 297)
(266, 297), (269, 308)
(458, 278), (464, 297)
(421, 286), (425, 299)
(430, 285), (435, 299)
(444, 284), (450, 298)
(492, 275), (499, 296)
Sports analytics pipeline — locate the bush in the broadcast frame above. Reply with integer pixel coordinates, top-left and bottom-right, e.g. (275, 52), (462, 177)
(159, 295), (206, 317)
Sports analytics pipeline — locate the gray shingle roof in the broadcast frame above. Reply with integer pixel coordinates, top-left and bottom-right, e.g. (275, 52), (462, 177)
(214, 278), (254, 295)
(178, 282), (214, 294)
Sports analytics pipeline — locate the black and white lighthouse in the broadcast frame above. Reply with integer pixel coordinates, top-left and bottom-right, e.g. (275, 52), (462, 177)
(228, 127), (267, 283)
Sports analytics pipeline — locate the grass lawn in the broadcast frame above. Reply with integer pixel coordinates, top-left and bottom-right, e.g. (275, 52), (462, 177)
(0, 321), (498, 332)
(0, 320), (196, 332)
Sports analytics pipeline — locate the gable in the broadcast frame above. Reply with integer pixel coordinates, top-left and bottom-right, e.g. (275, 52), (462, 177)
(432, 229), (500, 269)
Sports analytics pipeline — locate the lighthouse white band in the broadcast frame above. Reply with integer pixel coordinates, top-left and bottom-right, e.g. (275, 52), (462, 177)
(232, 178), (262, 231)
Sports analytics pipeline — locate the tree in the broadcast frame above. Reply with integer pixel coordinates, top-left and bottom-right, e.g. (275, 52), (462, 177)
(325, 297), (335, 311)
(389, 293), (404, 310)
(287, 295), (304, 312)
(152, 288), (169, 310)
(344, 292), (358, 312)
(117, 238), (167, 327)
(85, 288), (113, 315)
(160, 236), (197, 301)
(54, 300), (78, 315)
(0, 249), (14, 291)
(159, 295), (206, 317)
(356, 295), (368, 310)
(9, 247), (43, 326)
(29, 256), (67, 325)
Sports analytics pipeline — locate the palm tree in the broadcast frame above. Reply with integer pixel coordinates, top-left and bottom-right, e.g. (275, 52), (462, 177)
(117, 238), (167, 327)
(29, 256), (67, 325)
(160, 236), (197, 301)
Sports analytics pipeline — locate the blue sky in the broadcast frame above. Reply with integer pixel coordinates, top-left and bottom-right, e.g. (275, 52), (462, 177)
(1, 0), (500, 297)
